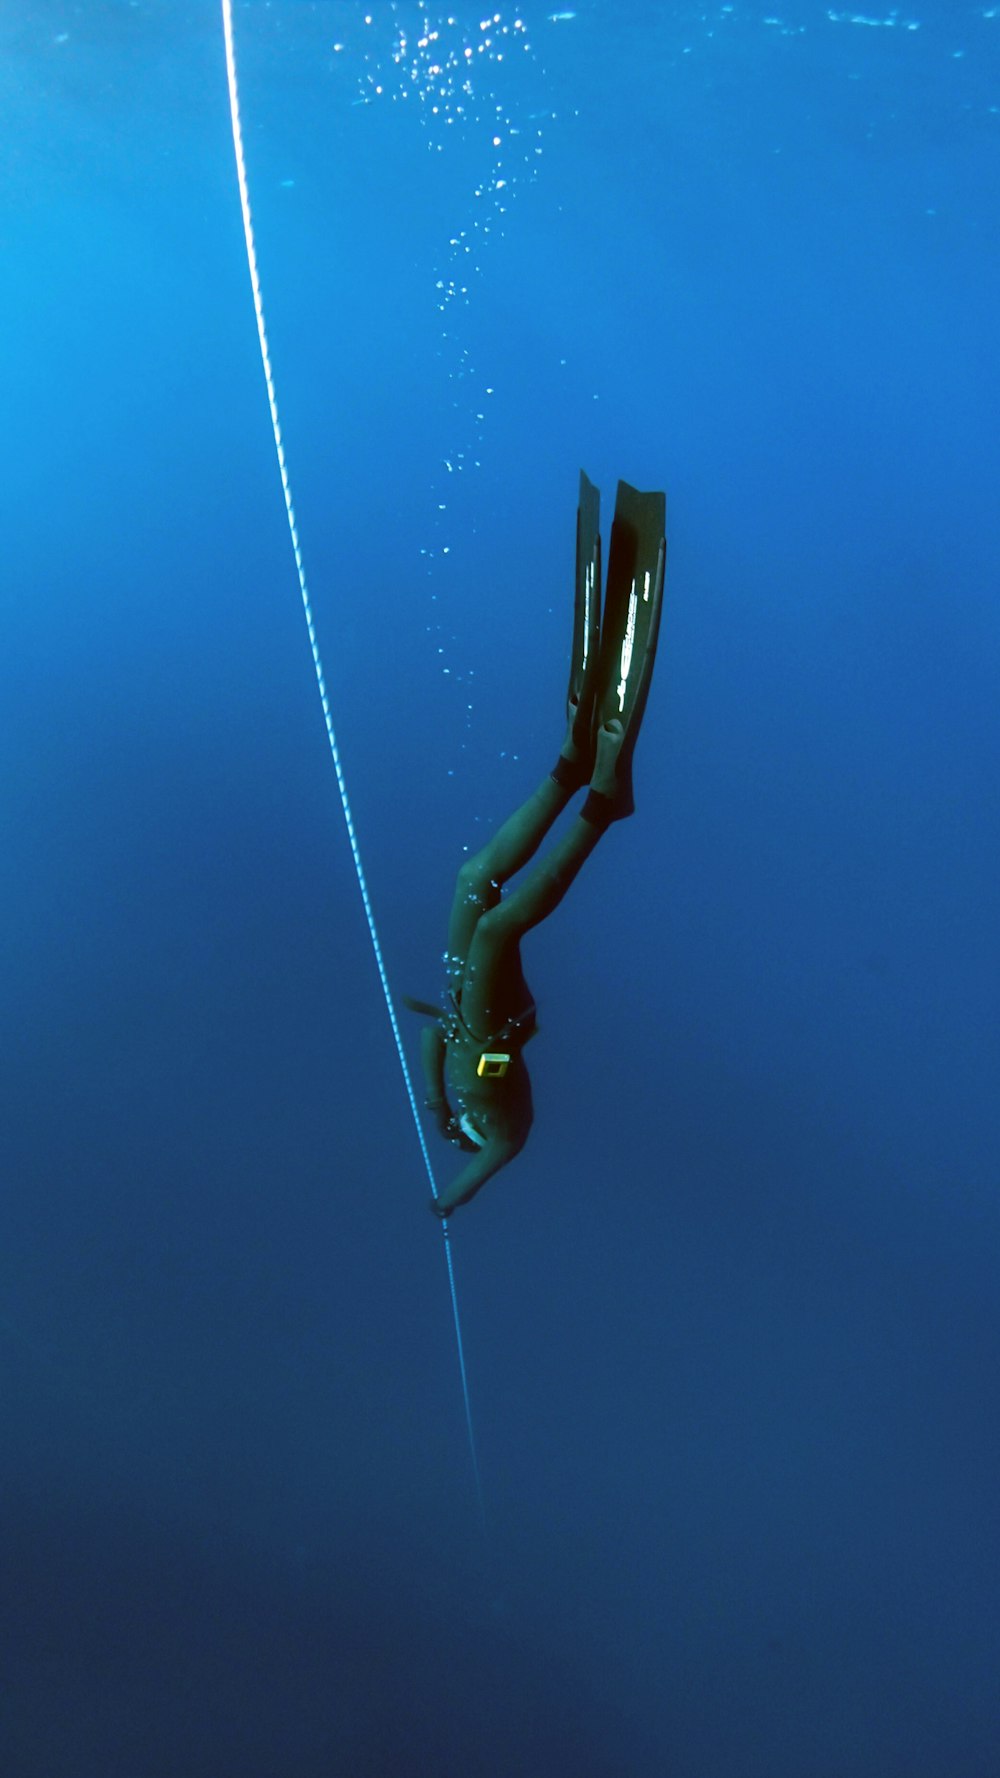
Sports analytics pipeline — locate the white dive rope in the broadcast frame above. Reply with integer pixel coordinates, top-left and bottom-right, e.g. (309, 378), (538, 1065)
(221, 0), (484, 1529)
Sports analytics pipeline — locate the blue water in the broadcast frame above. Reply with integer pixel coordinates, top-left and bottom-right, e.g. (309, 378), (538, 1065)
(3, 3), (999, 1772)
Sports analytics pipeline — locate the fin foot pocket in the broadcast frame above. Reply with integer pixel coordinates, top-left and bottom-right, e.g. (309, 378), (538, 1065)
(586, 720), (633, 821)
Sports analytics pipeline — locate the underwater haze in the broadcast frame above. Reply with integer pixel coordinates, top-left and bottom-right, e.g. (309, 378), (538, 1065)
(3, 1), (999, 1773)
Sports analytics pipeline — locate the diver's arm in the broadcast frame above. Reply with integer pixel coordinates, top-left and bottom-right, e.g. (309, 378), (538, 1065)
(438, 1133), (526, 1214)
(420, 1025), (452, 1136)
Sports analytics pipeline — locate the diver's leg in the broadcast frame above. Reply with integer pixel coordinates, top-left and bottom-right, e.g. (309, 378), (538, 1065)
(494, 809), (606, 936)
(459, 732), (625, 1032)
(474, 772), (579, 883)
(459, 814), (603, 1035)
(459, 718), (626, 1017)
(444, 771), (577, 991)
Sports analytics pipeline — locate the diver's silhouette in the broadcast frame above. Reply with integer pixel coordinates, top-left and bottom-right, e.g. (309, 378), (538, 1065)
(407, 472), (666, 1215)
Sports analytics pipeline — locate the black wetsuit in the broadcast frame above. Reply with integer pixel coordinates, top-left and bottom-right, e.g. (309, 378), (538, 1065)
(417, 766), (611, 1213)
(413, 474), (666, 1214)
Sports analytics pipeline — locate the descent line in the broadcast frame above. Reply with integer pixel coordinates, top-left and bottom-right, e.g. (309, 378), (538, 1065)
(220, 0), (485, 1531)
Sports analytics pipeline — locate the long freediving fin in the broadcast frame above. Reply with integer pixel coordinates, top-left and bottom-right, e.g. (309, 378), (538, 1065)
(561, 469), (603, 777)
(589, 479), (666, 820)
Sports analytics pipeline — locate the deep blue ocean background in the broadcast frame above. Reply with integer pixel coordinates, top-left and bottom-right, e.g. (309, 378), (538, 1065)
(3, 3), (999, 1772)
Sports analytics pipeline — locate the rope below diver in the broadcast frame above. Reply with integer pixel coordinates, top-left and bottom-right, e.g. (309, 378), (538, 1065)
(220, 0), (485, 1531)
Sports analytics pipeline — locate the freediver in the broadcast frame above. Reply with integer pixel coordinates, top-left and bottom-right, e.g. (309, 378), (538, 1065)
(406, 471), (667, 1217)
